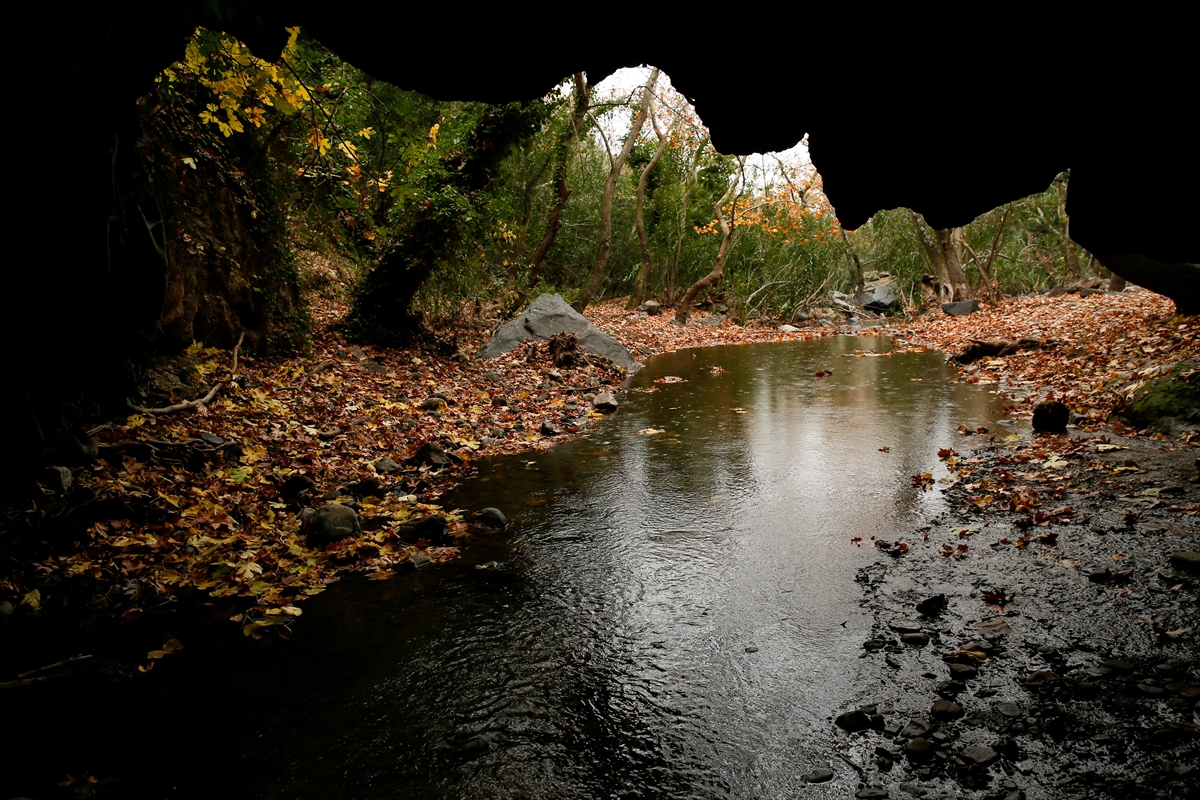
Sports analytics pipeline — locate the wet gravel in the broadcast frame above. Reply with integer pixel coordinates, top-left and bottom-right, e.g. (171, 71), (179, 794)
(831, 429), (1199, 800)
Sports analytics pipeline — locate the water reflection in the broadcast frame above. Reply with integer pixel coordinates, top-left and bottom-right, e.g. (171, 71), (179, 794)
(15, 336), (1006, 800)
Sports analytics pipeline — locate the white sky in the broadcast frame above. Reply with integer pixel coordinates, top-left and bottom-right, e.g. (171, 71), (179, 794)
(589, 66), (814, 192)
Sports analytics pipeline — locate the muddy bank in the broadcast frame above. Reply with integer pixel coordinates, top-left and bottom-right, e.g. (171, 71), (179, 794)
(828, 427), (1199, 800)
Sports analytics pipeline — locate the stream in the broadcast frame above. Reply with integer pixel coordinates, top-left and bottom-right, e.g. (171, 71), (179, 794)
(8, 335), (1008, 800)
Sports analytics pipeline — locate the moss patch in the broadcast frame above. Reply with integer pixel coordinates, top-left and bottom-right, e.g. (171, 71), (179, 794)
(1124, 360), (1199, 433)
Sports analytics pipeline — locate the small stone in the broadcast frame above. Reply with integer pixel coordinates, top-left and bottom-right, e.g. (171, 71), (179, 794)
(900, 718), (933, 738)
(961, 745), (999, 766)
(1104, 658), (1134, 671)
(936, 680), (964, 698)
(916, 594), (946, 616)
(884, 720), (903, 736)
(744, 646), (759, 653)
(198, 432), (225, 446)
(863, 638), (888, 652)
(479, 507), (507, 529)
(1138, 683), (1166, 697)
(374, 457), (400, 474)
(365, 362), (387, 374)
(801, 768), (834, 783)
(995, 702), (1022, 718)
(941, 299), (979, 317)
(0, 600), (13, 616)
(411, 553), (431, 569)
(949, 663), (978, 680)
(1169, 551), (1200, 573)
(637, 300), (662, 315)
(836, 709), (873, 732)
(888, 619), (923, 634)
(855, 789), (890, 799)
(412, 441), (451, 467)
(901, 632), (930, 646)
(905, 737), (935, 762)
(899, 783), (923, 797)
(421, 397), (446, 411)
(1032, 400), (1069, 431)
(348, 347), (367, 359)
(593, 391), (619, 412)
(41, 465), (73, 493)
(931, 700), (964, 721)
(301, 504), (362, 545)
(540, 421), (560, 436)
(779, 324), (801, 333)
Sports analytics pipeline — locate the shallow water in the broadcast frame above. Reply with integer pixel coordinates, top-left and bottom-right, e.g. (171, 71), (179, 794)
(8, 336), (1007, 799)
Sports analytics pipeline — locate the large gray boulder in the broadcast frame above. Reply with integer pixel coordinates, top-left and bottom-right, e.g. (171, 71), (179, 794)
(860, 281), (900, 312)
(942, 299), (980, 316)
(476, 294), (640, 370)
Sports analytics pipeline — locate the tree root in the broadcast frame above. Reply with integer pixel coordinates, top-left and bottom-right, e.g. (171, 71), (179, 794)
(127, 333), (242, 416)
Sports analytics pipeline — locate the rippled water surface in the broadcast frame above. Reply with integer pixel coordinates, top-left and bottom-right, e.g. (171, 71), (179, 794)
(12, 336), (1007, 799)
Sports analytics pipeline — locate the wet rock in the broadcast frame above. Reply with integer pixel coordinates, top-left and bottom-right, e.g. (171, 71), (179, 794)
(412, 440), (451, 467)
(916, 594), (946, 616)
(744, 646), (759, 653)
(199, 432), (225, 446)
(540, 421), (560, 436)
(411, 553), (431, 569)
(779, 324), (802, 333)
(905, 737), (935, 762)
(900, 718), (933, 738)
(1032, 400), (1069, 431)
(395, 514), (448, 545)
(593, 391), (619, 412)
(346, 476), (384, 498)
(949, 663), (978, 680)
(898, 783), (924, 798)
(479, 508), (507, 529)
(864, 638), (888, 652)
(995, 701), (1022, 718)
(1104, 658), (1134, 671)
(884, 720), (903, 736)
(942, 299), (979, 316)
(1138, 682), (1166, 697)
(374, 457), (400, 474)
(901, 632), (930, 646)
(801, 767), (833, 783)
(931, 700), (964, 721)
(936, 680), (965, 698)
(41, 465), (73, 493)
(860, 281), (901, 313)
(888, 619), (923, 634)
(476, 293), (640, 370)
(961, 745), (999, 767)
(301, 505), (362, 545)
(992, 736), (1021, 760)
(836, 709), (873, 732)
(855, 789), (890, 799)
(637, 300), (662, 315)
(698, 316), (722, 326)
(348, 347), (367, 359)
(1169, 551), (1200, 573)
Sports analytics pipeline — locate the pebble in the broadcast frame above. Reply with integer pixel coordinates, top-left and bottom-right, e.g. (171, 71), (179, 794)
(949, 663), (978, 680)
(961, 745), (999, 766)
(936, 680), (964, 698)
(996, 702), (1022, 718)
(905, 737), (935, 762)
(888, 619), (924, 634)
(855, 789), (890, 799)
(901, 632), (930, 646)
(479, 507), (507, 529)
(1169, 551), (1200, 573)
(836, 709), (873, 732)
(931, 700), (964, 721)
(900, 718), (933, 738)
(801, 768), (834, 783)
(744, 646), (759, 653)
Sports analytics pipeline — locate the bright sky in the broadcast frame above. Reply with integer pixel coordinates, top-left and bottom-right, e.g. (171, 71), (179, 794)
(589, 66), (814, 193)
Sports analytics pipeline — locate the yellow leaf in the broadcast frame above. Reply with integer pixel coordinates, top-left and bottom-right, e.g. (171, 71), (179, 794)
(21, 589), (41, 609)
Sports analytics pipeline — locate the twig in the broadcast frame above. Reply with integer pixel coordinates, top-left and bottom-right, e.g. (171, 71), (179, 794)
(0, 676), (48, 690)
(836, 752), (866, 775)
(129, 383), (223, 416)
(127, 332), (243, 416)
(16, 653), (93, 679)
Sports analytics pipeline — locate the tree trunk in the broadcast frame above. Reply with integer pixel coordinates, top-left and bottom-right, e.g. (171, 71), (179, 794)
(908, 211), (972, 302)
(575, 68), (659, 312)
(976, 205), (1010, 304)
(628, 112), (670, 309)
(675, 158), (743, 323)
(839, 226), (865, 298)
(668, 137), (707, 304)
(528, 73), (589, 287)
